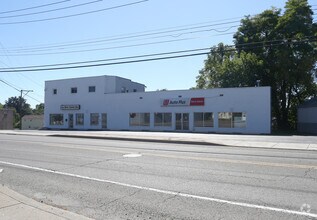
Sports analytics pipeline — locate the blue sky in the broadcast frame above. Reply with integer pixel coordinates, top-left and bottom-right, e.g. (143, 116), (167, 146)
(0, 0), (315, 107)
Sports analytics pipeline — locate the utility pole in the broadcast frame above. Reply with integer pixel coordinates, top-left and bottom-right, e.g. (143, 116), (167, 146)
(19, 89), (33, 129)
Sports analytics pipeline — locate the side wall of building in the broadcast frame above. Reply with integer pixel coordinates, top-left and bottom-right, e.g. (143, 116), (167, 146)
(22, 115), (44, 130)
(0, 109), (14, 130)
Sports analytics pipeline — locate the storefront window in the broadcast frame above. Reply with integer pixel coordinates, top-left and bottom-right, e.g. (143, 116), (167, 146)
(233, 112), (247, 128)
(154, 113), (172, 127)
(129, 113), (150, 126)
(194, 112), (213, 127)
(76, 113), (84, 126)
(218, 112), (246, 128)
(49, 114), (63, 125)
(90, 113), (99, 126)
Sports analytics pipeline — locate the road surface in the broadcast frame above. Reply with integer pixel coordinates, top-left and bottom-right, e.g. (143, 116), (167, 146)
(0, 134), (316, 219)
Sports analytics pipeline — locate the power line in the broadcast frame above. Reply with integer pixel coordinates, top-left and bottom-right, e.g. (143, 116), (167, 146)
(0, 37), (315, 73)
(0, 79), (21, 92)
(0, 0), (70, 15)
(0, 79), (42, 103)
(2, 22), (239, 54)
(0, 52), (211, 72)
(0, 0), (103, 19)
(0, 0), (149, 25)
(0, 48), (212, 70)
(0, 33), (233, 56)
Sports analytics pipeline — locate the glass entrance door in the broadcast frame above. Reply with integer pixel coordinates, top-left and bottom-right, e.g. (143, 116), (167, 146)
(68, 114), (74, 129)
(175, 113), (189, 131)
(101, 113), (107, 129)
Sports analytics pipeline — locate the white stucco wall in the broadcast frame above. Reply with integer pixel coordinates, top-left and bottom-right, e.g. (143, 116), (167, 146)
(44, 76), (271, 134)
(22, 115), (44, 130)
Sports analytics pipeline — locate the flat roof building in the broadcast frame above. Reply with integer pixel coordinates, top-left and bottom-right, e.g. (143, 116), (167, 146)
(44, 75), (271, 134)
(298, 97), (317, 134)
(0, 109), (14, 130)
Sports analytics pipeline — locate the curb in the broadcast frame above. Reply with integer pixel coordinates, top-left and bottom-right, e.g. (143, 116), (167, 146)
(49, 134), (317, 152)
(50, 134), (227, 147)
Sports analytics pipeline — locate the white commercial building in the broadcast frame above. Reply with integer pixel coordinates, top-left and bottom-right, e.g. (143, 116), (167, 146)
(44, 75), (271, 134)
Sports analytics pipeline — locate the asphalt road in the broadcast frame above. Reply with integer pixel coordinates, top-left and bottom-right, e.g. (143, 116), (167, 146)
(0, 134), (316, 220)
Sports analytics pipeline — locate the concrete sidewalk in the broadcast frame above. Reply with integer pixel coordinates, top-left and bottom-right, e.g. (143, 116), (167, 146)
(0, 185), (92, 220)
(1, 130), (317, 151)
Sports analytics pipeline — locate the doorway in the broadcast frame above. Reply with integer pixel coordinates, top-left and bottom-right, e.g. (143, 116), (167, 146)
(101, 113), (107, 129)
(175, 113), (189, 131)
(68, 114), (74, 129)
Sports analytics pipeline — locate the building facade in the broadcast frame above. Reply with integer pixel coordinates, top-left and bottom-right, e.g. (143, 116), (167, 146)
(298, 97), (317, 134)
(0, 109), (14, 130)
(22, 115), (44, 130)
(44, 75), (271, 134)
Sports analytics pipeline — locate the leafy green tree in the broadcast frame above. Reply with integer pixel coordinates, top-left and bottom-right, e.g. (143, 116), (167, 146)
(0, 103), (3, 109)
(33, 103), (44, 115)
(196, 0), (317, 130)
(4, 96), (32, 128)
(4, 96), (32, 117)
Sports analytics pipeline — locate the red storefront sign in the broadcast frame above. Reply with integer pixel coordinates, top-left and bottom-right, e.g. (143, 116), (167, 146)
(190, 97), (205, 106)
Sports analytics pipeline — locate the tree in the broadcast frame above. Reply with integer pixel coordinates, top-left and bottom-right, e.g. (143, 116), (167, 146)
(4, 96), (32, 117)
(4, 96), (32, 128)
(33, 103), (44, 115)
(196, 0), (317, 130)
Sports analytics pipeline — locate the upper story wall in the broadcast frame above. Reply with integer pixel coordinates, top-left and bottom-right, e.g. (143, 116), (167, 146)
(45, 75), (146, 103)
(105, 76), (145, 94)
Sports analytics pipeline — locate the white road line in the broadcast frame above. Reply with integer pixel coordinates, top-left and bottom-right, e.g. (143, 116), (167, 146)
(0, 160), (316, 218)
(0, 168), (3, 173)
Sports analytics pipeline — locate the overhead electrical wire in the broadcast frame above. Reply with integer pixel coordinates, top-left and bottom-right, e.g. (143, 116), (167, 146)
(0, 37), (315, 73)
(0, 0), (70, 15)
(0, 79), (42, 103)
(0, 42), (44, 101)
(0, 79), (22, 91)
(4, 16), (242, 52)
(0, 32), (235, 56)
(2, 30), (236, 54)
(0, 48), (213, 70)
(0, 52), (212, 72)
(2, 22), (240, 54)
(0, 0), (103, 19)
(0, 0), (149, 25)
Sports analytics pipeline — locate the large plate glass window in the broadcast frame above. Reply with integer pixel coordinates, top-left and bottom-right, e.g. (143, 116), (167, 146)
(49, 114), (63, 125)
(233, 112), (247, 128)
(76, 113), (84, 126)
(90, 113), (99, 126)
(218, 112), (246, 128)
(194, 112), (213, 127)
(154, 113), (172, 127)
(129, 113), (150, 126)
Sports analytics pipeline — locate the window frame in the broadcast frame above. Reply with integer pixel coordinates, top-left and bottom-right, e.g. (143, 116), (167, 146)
(71, 87), (77, 94)
(49, 114), (64, 125)
(154, 112), (172, 127)
(218, 112), (246, 128)
(129, 113), (150, 126)
(90, 113), (99, 126)
(194, 112), (214, 127)
(88, 86), (96, 93)
(76, 113), (84, 126)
